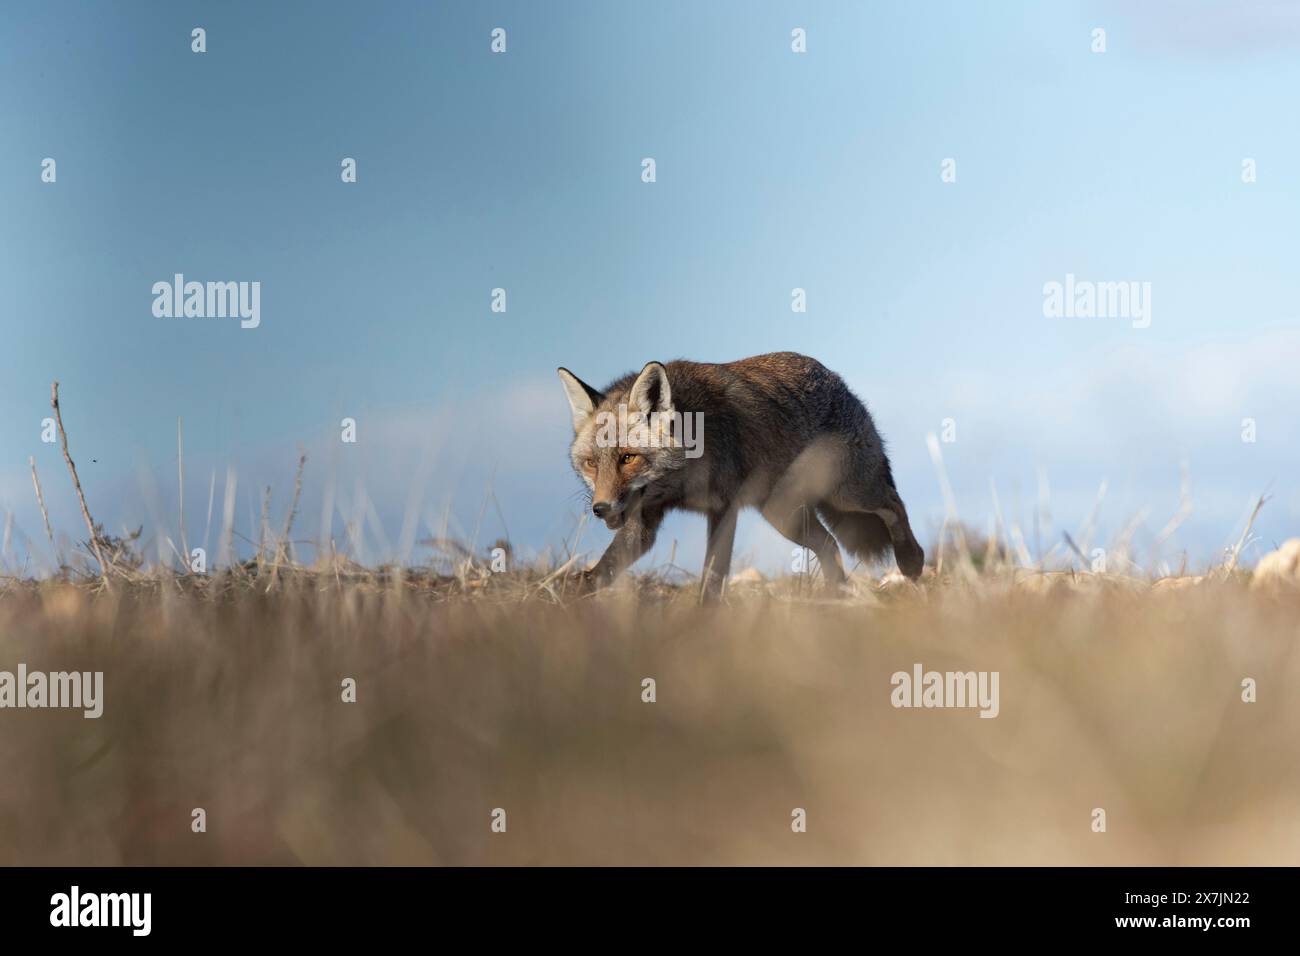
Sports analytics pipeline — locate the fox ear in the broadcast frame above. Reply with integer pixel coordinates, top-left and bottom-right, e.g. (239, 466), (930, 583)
(628, 361), (672, 415)
(557, 367), (603, 431)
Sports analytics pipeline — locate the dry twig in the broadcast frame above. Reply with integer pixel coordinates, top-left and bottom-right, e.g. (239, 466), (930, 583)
(50, 382), (111, 586)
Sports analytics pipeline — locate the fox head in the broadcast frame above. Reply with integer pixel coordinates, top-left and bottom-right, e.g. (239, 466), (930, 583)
(557, 361), (688, 530)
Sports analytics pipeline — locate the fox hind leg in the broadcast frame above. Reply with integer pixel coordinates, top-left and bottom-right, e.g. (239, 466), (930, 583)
(761, 446), (847, 587)
(761, 500), (846, 587)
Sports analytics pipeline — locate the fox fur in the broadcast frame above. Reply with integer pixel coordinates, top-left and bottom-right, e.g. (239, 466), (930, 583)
(558, 352), (924, 600)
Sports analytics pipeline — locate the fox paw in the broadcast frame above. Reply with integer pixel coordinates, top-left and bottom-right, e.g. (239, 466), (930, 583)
(575, 568), (605, 594)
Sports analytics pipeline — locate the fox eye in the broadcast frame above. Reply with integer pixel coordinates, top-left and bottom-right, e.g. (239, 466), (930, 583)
(582, 459), (596, 471)
(620, 453), (639, 466)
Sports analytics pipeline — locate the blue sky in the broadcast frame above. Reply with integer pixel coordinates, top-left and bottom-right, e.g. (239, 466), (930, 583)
(2, 0), (1297, 574)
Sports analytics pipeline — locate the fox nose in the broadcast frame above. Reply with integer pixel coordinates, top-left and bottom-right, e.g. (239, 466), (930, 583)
(592, 502), (611, 519)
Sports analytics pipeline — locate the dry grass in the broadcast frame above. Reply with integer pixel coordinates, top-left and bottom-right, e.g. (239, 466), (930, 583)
(4, 388), (1293, 864)
(2, 563), (1298, 866)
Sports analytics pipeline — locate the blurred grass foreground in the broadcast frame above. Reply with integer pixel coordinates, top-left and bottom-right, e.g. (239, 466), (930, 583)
(4, 388), (1297, 864)
(2, 557), (1298, 866)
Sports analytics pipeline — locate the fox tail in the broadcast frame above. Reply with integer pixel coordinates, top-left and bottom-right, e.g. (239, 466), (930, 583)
(818, 505), (893, 564)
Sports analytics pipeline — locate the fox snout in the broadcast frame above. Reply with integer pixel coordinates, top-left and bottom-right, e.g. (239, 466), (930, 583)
(591, 482), (622, 527)
(592, 500), (621, 530)
(592, 495), (632, 530)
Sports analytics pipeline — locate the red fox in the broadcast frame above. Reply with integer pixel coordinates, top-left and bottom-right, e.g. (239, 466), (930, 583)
(558, 352), (924, 600)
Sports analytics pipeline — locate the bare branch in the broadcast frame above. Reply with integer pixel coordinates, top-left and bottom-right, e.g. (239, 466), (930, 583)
(50, 382), (111, 587)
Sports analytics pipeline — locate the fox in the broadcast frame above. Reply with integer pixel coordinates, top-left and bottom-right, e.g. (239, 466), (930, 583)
(557, 352), (924, 600)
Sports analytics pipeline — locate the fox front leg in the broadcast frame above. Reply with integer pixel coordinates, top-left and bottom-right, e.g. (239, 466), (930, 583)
(699, 504), (738, 604)
(583, 505), (664, 591)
